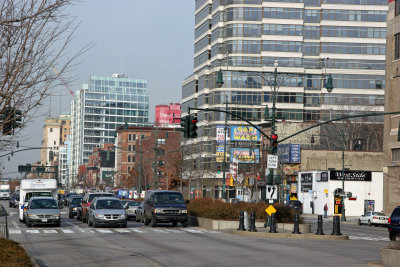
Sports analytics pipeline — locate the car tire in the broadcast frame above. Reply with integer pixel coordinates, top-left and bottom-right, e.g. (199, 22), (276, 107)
(77, 212), (81, 221)
(88, 216), (93, 227)
(368, 220), (372, 226)
(26, 219), (32, 228)
(390, 233), (396, 241)
(172, 221), (178, 227)
(358, 219), (361, 225)
(151, 214), (157, 228)
(121, 222), (127, 228)
(93, 218), (98, 228)
(135, 215), (138, 222)
(69, 213), (74, 219)
(182, 220), (188, 228)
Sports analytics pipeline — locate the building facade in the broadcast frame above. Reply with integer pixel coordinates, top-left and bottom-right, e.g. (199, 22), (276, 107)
(383, 0), (400, 215)
(155, 103), (181, 126)
(69, 74), (149, 184)
(181, 0), (388, 197)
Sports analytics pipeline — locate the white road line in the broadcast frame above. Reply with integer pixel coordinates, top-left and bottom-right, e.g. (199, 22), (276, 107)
(164, 229), (185, 234)
(182, 229), (205, 233)
(152, 229), (169, 233)
(9, 229), (21, 234)
(43, 230), (57, 234)
(77, 228), (94, 234)
(12, 221), (20, 230)
(96, 229), (113, 233)
(61, 229), (74, 234)
(64, 221), (76, 226)
(130, 229), (145, 233)
(349, 236), (389, 241)
(114, 229), (130, 233)
(9, 212), (17, 216)
(26, 230), (40, 234)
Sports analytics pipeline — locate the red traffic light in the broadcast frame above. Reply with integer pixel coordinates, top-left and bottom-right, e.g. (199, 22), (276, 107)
(272, 134), (278, 140)
(192, 117), (198, 124)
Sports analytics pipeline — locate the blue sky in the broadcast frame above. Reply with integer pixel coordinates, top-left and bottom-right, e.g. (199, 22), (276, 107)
(2, 0), (194, 179)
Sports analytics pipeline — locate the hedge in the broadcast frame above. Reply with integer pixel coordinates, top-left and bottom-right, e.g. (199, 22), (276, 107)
(187, 198), (296, 223)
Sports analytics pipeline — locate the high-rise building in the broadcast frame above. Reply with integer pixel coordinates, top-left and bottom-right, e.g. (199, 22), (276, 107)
(383, 0), (400, 214)
(69, 74), (149, 183)
(181, 0), (388, 197)
(155, 103), (181, 126)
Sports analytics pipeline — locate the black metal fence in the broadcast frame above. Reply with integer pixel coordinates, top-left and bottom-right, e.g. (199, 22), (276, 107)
(0, 204), (9, 239)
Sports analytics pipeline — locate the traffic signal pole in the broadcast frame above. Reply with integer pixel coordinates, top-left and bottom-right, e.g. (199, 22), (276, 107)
(222, 96), (228, 200)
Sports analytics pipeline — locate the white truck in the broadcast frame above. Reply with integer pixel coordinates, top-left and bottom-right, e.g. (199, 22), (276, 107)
(0, 184), (10, 200)
(19, 179), (58, 222)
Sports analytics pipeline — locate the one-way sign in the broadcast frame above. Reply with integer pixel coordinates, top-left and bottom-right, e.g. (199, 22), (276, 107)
(266, 185), (278, 200)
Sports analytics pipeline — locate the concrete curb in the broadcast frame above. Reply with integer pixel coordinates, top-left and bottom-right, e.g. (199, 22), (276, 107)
(228, 230), (349, 240)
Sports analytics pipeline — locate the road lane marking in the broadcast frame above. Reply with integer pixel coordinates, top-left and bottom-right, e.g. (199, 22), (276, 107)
(12, 221), (20, 230)
(130, 229), (145, 233)
(26, 230), (40, 234)
(114, 229), (130, 233)
(61, 229), (74, 233)
(182, 229), (205, 233)
(152, 229), (169, 233)
(164, 229), (185, 234)
(96, 229), (112, 233)
(350, 236), (390, 241)
(43, 230), (57, 234)
(77, 228), (94, 233)
(9, 229), (21, 234)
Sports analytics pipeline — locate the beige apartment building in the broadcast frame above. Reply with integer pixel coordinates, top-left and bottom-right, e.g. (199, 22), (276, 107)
(383, 0), (400, 214)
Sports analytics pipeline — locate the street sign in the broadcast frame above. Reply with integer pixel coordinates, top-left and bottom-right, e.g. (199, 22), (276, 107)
(267, 155), (278, 169)
(265, 205), (277, 216)
(266, 185), (278, 199)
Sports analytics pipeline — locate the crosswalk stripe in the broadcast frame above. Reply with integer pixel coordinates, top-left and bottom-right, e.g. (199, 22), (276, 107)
(61, 229), (74, 234)
(182, 229), (205, 233)
(96, 229), (112, 233)
(26, 230), (40, 234)
(114, 229), (130, 233)
(349, 236), (389, 241)
(43, 230), (57, 234)
(9, 229), (21, 234)
(77, 228), (94, 233)
(130, 229), (145, 233)
(152, 229), (169, 233)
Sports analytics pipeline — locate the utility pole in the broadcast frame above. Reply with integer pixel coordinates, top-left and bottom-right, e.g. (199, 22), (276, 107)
(341, 134), (346, 221)
(138, 135), (142, 196)
(152, 125), (159, 190)
(222, 96), (228, 200)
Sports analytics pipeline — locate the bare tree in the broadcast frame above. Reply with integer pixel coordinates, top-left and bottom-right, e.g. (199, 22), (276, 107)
(0, 0), (90, 145)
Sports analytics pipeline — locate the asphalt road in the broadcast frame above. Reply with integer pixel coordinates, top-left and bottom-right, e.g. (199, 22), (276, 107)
(1, 201), (391, 267)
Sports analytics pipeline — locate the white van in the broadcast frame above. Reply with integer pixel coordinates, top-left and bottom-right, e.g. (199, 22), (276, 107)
(19, 179), (58, 222)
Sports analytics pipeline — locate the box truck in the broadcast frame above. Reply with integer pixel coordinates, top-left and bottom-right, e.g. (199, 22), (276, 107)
(19, 179), (58, 222)
(0, 184), (10, 200)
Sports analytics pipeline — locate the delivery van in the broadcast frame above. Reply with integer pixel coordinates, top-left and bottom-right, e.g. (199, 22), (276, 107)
(19, 179), (58, 222)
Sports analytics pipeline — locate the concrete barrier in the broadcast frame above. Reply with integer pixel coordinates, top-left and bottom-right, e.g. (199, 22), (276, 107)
(192, 217), (311, 233)
(380, 248), (400, 267)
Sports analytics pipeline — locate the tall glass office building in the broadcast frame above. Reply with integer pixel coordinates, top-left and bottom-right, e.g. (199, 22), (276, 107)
(181, 0), (387, 193)
(70, 74), (149, 181)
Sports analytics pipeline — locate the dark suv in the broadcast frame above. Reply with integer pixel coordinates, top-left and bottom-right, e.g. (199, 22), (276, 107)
(143, 190), (188, 227)
(288, 200), (303, 214)
(388, 206), (400, 241)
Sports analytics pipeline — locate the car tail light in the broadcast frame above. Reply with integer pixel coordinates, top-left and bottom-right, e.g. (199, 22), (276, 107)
(388, 218), (391, 224)
(373, 216), (378, 219)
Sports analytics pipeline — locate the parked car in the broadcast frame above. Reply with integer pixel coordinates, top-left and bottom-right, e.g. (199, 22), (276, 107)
(87, 197), (127, 228)
(143, 190), (188, 227)
(79, 191), (114, 223)
(65, 193), (78, 206)
(288, 200), (303, 214)
(9, 193), (19, 208)
(24, 197), (61, 227)
(135, 201), (144, 222)
(388, 206), (400, 241)
(68, 196), (83, 219)
(359, 211), (388, 226)
(124, 201), (141, 220)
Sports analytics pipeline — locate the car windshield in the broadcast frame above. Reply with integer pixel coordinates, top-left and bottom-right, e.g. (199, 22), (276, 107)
(96, 200), (123, 209)
(154, 193), (184, 204)
(30, 199), (58, 209)
(373, 212), (384, 216)
(88, 193), (113, 202)
(71, 198), (82, 204)
(0, 189), (9, 192)
(26, 192), (53, 202)
(127, 202), (140, 207)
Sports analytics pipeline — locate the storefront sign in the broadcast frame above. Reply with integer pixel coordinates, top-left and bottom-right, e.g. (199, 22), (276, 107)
(230, 148), (259, 163)
(216, 125), (226, 143)
(230, 126), (260, 141)
(300, 172), (313, 192)
(216, 146), (225, 162)
(290, 144), (301, 163)
(329, 170), (372, 181)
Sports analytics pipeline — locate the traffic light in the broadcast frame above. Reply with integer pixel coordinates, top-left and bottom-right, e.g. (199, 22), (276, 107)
(180, 115), (189, 138)
(271, 134), (278, 154)
(2, 107), (13, 135)
(188, 115), (198, 138)
(13, 109), (22, 128)
(217, 165), (221, 174)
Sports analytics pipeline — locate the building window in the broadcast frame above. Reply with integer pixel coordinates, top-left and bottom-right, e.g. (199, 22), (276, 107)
(157, 160), (165, 167)
(50, 128), (53, 132)
(128, 155), (131, 162)
(395, 33), (400, 60)
(393, 148), (400, 162)
(129, 134), (132, 141)
(157, 139), (165, 145)
(396, 0), (400, 17)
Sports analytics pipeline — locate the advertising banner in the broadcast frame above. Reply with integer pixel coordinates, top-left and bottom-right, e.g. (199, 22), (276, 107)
(216, 146), (225, 162)
(290, 144), (301, 163)
(216, 125), (226, 143)
(230, 156), (238, 181)
(300, 172), (313, 192)
(230, 126), (260, 141)
(230, 148), (259, 163)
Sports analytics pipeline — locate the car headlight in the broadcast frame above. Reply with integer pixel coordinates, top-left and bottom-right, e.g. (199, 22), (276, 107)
(181, 209), (188, 214)
(72, 207), (77, 211)
(154, 208), (162, 214)
(53, 214), (61, 218)
(28, 214), (38, 218)
(95, 214), (103, 218)
(119, 214), (126, 219)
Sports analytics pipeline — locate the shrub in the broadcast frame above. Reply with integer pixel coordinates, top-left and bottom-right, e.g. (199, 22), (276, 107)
(0, 238), (33, 267)
(187, 198), (296, 223)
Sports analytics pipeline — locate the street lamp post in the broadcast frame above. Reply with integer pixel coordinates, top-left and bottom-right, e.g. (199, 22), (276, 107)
(217, 68), (227, 200)
(340, 134), (346, 221)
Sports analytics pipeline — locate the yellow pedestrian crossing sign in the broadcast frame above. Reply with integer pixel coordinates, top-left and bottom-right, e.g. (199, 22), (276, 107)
(265, 205), (277, 216)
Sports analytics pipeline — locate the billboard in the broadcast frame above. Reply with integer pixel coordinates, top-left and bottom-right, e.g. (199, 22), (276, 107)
(230, 148), (259, 163)
(230, 126), (260, 141)
(277, 144), (301, 164)
(216, 125), (226, 143)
